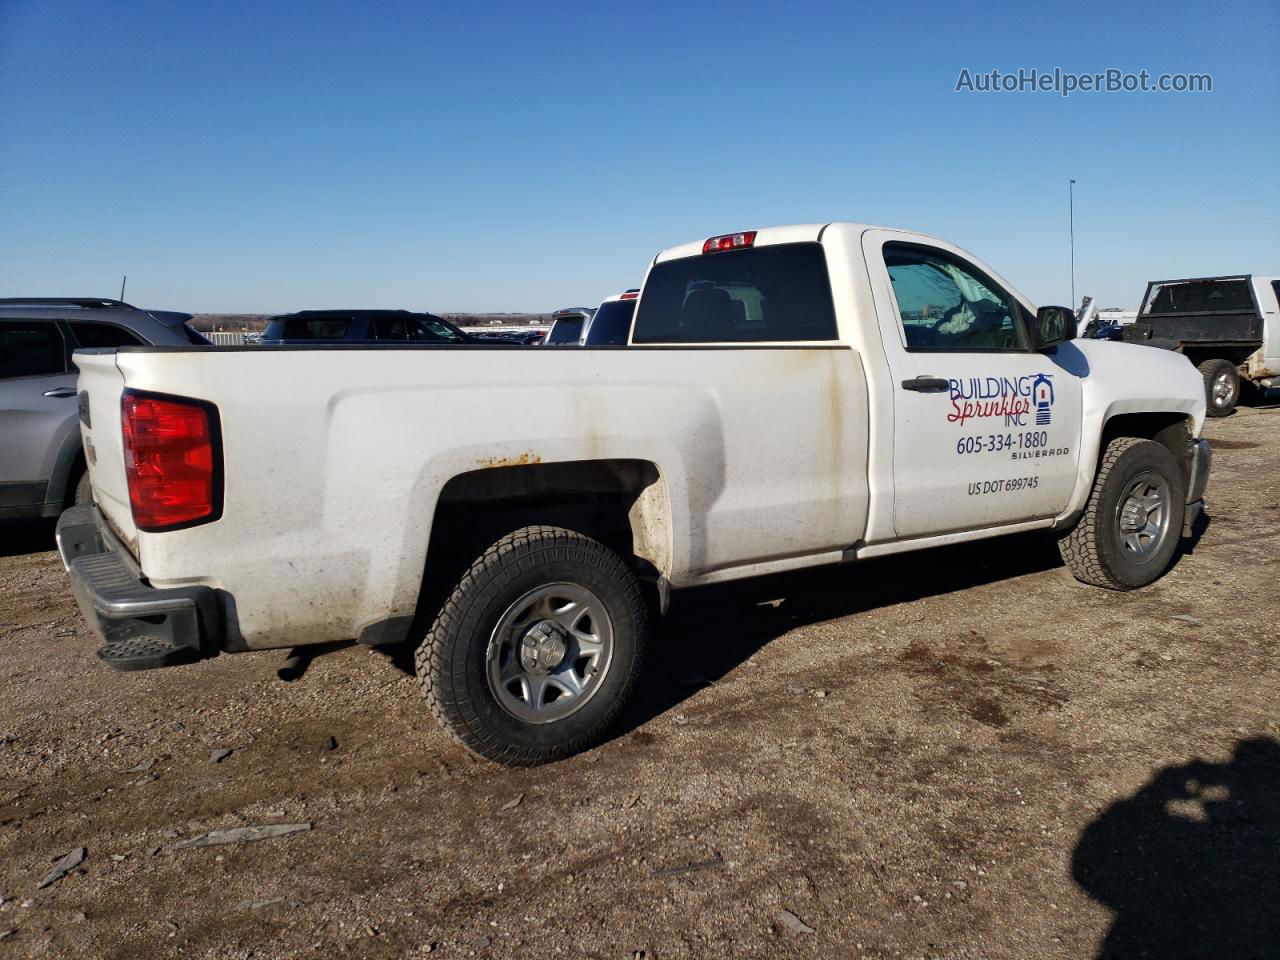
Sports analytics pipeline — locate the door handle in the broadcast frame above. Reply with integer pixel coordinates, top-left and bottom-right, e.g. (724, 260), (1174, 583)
(42, 387), (77, 398)
(901, 377), (950, 393)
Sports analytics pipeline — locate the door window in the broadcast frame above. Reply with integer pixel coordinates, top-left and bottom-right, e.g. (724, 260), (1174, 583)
(372, 314), (411, 340)
(0, 321), (66, 379)
(407, 316), (464, 343)
(884, 245), (1026, 351)
(69, 322), (144, 348)
(263, 316), (351, 340)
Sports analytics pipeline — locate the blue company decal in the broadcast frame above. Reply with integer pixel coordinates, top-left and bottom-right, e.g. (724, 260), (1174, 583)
(1031, 373), (1054, 425)
(948, 373), (1055, 428)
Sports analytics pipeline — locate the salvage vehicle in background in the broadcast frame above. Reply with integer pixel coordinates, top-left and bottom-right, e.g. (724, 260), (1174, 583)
(471, 328), (545, 346)
(580, 290), (639, 346)
(542, 307), (594, 345)
(59, 223), (1210, 766)
(260, 309), (529, 346)
(1123, 275), (1280, 416)
(0, 298), (207, 521)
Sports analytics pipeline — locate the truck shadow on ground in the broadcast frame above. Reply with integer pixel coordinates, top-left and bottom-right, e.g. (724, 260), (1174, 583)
(617, 512), (1211, 735)
(380, 520), (1209, 735)
(618, 530), (1071, 733)
(379, 531), (1066, 701)
(1073, 737), (1280, 960)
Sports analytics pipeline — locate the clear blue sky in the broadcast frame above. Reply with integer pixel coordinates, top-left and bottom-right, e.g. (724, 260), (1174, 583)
(1, 0), (1276, 312)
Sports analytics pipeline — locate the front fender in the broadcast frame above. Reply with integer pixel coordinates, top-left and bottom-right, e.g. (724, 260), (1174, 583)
(1056, 341), (1206, 527)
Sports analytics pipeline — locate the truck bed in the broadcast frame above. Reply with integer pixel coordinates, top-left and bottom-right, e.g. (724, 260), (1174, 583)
(74, 343), (872, 651)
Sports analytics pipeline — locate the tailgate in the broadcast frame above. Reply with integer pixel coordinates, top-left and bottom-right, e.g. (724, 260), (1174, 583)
(73, 351), (138, 554)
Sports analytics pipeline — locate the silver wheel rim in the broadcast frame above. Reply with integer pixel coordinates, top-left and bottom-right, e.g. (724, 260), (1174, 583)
(1212, 372), (1234, 406)
(1115, 471), (1171, 562)
(486, 582), (614, 724)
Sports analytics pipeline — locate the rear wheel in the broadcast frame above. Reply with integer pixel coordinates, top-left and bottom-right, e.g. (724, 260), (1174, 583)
(415, 525), (647, 766)
(1058, 437), (1186, 590)
(1198, 358), (1240, 417)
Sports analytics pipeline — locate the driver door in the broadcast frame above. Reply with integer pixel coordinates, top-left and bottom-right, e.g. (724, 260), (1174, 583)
(862, 231), (1083, 539)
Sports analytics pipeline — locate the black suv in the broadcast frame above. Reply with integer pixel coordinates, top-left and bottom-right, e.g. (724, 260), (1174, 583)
(260, 309), (526, 345)
(0, 298), (208, 521)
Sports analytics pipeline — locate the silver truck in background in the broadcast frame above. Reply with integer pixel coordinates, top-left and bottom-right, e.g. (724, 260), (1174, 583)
(1, 298), (207, 521)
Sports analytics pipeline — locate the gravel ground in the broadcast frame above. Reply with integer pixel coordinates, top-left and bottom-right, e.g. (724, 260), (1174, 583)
(1, 408), (1277, 960)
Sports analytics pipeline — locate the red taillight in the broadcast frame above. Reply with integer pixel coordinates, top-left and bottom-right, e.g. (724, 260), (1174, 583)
(702, 230), (757, 254)
(121, 391), (221, 531)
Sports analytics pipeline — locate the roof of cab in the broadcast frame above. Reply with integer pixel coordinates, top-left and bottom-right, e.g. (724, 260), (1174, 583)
(650, 222), (954, 265)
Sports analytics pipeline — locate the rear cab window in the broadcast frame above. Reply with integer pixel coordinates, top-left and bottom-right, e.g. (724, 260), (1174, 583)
(1143, 279), (1256, 316)
(0, 320), (67, 379)
(633, 243), (837, 343)
(545, 317), (585, 344)
(583, 300), (636, 346)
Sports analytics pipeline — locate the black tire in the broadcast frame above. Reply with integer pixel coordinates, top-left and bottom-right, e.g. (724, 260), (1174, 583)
(1198, 358), (1239, 417)
(72, 470), (92, 506)
(415, 525), (647, 766)
(1058, 437), (1186, 590)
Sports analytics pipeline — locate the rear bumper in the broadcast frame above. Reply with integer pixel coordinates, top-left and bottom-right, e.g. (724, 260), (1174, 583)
(56, 505), (224, 670)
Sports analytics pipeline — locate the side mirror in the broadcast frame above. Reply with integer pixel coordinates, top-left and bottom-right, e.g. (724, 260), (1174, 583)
(1033, 305), (1076, 350)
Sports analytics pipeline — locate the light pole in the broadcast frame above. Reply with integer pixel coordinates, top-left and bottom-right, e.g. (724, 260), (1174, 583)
(1068, 179), (1076, 308)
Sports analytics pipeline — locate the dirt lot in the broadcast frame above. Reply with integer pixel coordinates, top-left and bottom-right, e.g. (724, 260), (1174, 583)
(1, 408), (1277, 960)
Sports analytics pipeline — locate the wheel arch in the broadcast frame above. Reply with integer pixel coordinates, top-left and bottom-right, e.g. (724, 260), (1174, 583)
(420, 457), (673, 602)
(1179, 345), (1256, 368)
(1056, 409), (1197, 530)
(46, 419), (87, 508)
(1101, 412), (1196, 491)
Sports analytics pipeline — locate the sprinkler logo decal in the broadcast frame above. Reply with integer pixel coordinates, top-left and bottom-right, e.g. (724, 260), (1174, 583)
(947, 373), (1054, 427)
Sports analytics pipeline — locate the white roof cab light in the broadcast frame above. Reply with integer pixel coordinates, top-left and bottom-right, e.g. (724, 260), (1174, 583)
(702, 231), (757, 254)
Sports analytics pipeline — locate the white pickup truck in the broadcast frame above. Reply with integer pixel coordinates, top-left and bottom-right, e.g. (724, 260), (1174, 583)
(58, 223), (1211, 765)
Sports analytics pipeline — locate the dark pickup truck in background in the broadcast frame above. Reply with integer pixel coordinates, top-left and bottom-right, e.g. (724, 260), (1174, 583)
(260, 309), (530, 346)
(1123, 275), (1280, 416)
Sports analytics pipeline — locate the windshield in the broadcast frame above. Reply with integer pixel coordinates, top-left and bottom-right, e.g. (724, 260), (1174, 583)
(583, 300), (635, 345)
(545, 317), (585, 344)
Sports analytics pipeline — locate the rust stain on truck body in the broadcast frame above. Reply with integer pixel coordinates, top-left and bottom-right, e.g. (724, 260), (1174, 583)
(476, 451), (543, 468)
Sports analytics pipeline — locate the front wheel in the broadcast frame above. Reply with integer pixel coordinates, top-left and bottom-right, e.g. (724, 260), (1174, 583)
(1058, 437), (1186, 590)
(1198, 358), (1240, 417)
(415, 525), (647, 766)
